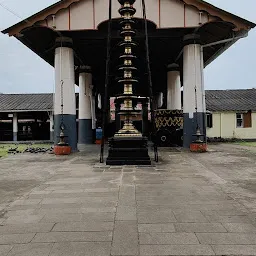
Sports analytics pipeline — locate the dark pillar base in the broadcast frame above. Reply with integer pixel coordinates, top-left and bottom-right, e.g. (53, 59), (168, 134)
(106, 136), (151, 165)
(78, 119), (93, 144)
(54, 114), (77, 152)
(13, 132), (18, 142)
(183, 112), (206, 148)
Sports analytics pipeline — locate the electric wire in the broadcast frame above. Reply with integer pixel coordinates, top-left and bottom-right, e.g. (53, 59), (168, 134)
(141, 0), (158, 162)
(100, 0), (112, 163)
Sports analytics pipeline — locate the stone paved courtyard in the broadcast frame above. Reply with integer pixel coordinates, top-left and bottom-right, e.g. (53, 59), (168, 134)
(0, 144), (256, 255)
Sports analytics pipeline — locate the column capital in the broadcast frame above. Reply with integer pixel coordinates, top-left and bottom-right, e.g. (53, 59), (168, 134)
(167, 63), (179, 72)
(79, 65), (92, 74)
(183, 34), (201, 46)
(55, 37), (73, 48)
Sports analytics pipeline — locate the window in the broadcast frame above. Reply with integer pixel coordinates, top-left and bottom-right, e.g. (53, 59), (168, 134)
(244, 111), (252, 128)
(206, 113), (213, 128)
(236, 113), (243, 128)
(236, 112), (252, 128)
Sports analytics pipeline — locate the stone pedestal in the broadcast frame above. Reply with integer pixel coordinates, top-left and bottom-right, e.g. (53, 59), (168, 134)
(106, 136), (151, 165)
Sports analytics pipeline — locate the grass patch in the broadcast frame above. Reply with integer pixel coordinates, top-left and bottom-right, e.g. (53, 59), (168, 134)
(0, 143), (53, 158)
(233, 141), (256, 147)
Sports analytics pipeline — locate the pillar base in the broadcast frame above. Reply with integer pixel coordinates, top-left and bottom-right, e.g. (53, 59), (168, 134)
(13, 132), (18, 142)
(54, 114), (77, 152)
(78, 119), (93, 144)
(183, 112), (206, 148)
(190, 143), (207, 153)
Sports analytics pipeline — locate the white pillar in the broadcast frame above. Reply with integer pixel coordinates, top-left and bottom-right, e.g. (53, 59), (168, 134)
(50, 112), (54, 141)
(13, 113), (18, 141)
(183, 34), (206, 148)
(78, 66), (93, 149)
(54, 37), (77, 151)
(167, 64), (182, 110)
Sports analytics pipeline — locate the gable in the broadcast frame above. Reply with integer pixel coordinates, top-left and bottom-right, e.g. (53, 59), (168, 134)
(3, 0), (255, 36)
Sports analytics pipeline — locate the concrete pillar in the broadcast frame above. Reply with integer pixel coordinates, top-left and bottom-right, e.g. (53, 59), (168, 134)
(78, 66), (93, 150)
(91, 90), (96, 142)
(183, 34), (206, 148)
(142, 100), (149, 136)
(54, 37), (77, 151)
(167, 64), (182, 110)
(13, 113), (18, 141)
(50, 112), (54, 141)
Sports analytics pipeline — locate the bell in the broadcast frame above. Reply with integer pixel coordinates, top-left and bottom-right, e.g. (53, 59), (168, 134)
(58, 128), (66, 145)
(195, 126), (203, 143)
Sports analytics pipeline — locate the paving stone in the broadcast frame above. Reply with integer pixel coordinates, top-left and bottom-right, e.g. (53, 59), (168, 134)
(80, 207), (116, 213)
(174, 223), (226, 233)
(3, 215), (44, 224)
(138, 210), (177, 223)
(40, 213), (83, 222)
(139, 232), (199, 244)
(196, 232), (256, 244)
(173, 210), (208, 223)
(222, 222), (256, 232)
(116, 206), (137, 221)
(32, 232), (112, 243)
(204, 214), (252, 223)
(138, 224), (175, 233)
(10, 199), (42, 206)
(53, 222), (114, 232)
(212, 245), (256, 255)
(111, 221), (139, 255)
(0, 245), (13, 256)
(49, 242), (111, 256)
(140, 245), (215, 255)
(0, 233), (35, 244)
(7, 243), (54, 256)
(0, 223), (54, 234)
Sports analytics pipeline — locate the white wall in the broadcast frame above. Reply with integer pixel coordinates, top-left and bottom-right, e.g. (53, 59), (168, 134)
(207, 112), (256, 139)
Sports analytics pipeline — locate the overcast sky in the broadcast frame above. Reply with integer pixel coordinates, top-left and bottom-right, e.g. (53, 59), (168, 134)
(0, 0), (255, 94)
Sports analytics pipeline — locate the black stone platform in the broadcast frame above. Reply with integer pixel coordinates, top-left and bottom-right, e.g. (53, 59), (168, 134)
(106, 136), (151, 165)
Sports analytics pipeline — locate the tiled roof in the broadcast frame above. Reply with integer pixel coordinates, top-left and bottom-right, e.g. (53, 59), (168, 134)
(0, 93), (53, 112)
(0, 89), (255, 112)
(205, 89), (256, 112)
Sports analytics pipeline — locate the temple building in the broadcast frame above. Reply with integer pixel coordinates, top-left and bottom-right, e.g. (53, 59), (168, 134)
(2, 0), (255, 151)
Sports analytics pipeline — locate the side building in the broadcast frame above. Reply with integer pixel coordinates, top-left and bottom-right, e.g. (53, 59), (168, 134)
(0, 89), (256, 142)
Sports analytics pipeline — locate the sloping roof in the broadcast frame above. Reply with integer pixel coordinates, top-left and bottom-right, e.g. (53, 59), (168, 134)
(0, 93), (53, 112)
(2, 0), (255, 35)
(205, 89), (256, 112)
(0, 89), (255, 113)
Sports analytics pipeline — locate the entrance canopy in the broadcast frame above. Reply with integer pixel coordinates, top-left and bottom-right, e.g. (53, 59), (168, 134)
(2, 0), (255, 96)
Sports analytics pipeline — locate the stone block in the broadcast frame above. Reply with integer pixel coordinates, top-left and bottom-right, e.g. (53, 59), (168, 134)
(212, 245), (256, 255)
(173, 210), (208, 222)
(0, 223), (54, 234)
(0, 245), (13, 256)
(52, 222), (114, 232)
(0, 233), (35, 244)
(140, 245), (215, 255)
(197, 233), (256, 244)
(116, 206), (137, 221)
(139, 232), (199, 244)
(7, 243), (53, 256)
(32, 232), (112, 243)
(222, 222), (256, 232)
(49, 242), (111, 256)
(111, 221), (139, 255)
(174, 223), (226, 233)
(138, 210), (177, 223)
(138, 224), (175, 233)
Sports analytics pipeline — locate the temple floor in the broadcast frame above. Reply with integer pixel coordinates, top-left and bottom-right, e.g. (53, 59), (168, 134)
(0, 144), (256, 255)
